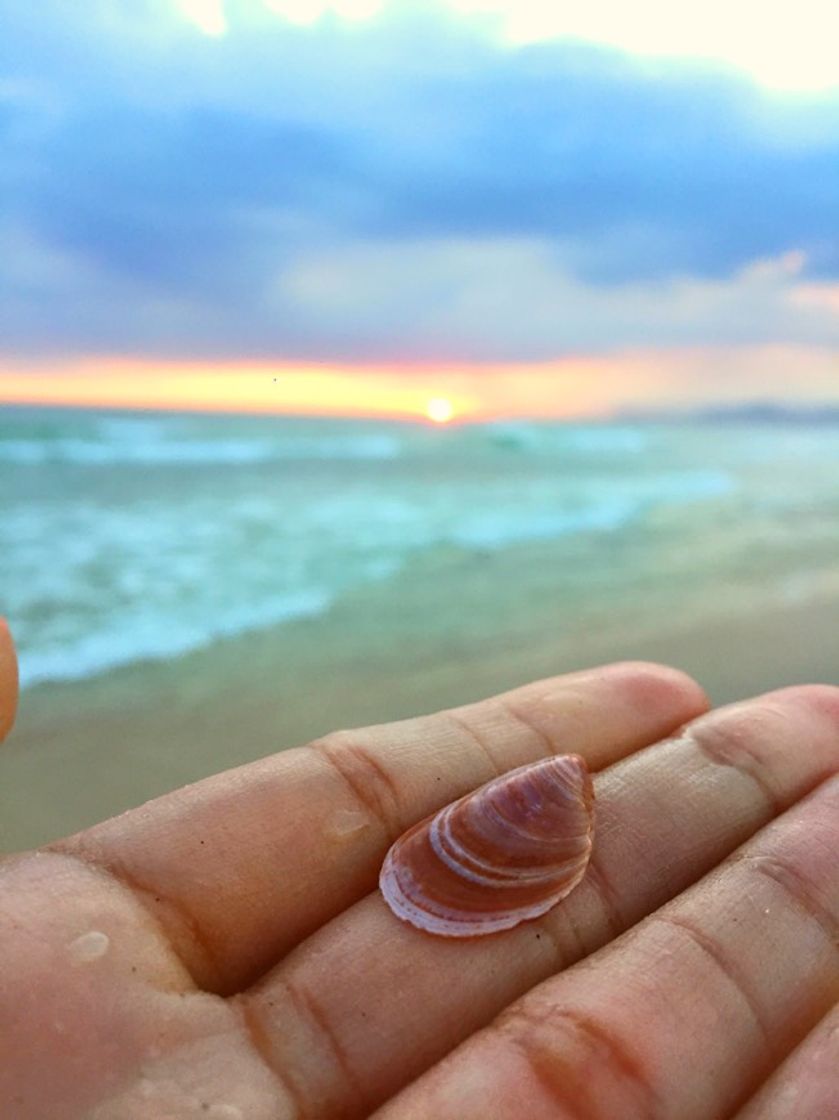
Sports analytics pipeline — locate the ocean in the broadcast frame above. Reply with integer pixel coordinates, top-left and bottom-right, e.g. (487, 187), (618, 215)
(3, 407), (839, 690)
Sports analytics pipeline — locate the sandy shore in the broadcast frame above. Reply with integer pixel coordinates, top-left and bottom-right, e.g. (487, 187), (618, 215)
(2, 542), (838, 850)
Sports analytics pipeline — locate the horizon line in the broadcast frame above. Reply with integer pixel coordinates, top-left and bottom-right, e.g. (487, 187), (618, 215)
(4, 397), (839, 425)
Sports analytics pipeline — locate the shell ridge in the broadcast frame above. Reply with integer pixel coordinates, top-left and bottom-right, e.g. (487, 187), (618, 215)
(379, 754), (595, 937)
(479, 795), (588, 847)
(432, 807), (558, 887)
(436, 805), (575, 886)
(382, 842), (580, 935)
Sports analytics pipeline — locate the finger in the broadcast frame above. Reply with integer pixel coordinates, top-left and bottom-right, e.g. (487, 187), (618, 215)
(237, 686), (839, 1119)
(53, 662), (705, 992)
(734, 1002), (839, 1119)
(0, 618), (18, 743)
(372, 772), (839, 1120)
(734, 1003), (837, 1115)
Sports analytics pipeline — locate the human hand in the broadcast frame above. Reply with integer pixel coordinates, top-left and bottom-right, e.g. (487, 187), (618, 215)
(1, 657), (837, 1119)
(0, 618), (18, 743)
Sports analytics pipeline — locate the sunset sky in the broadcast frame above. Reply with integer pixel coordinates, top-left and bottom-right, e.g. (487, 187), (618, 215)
(1, 0), (837, 420)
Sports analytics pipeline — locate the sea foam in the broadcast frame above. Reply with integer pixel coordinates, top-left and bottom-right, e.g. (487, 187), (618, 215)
(5, 410), (828, 691)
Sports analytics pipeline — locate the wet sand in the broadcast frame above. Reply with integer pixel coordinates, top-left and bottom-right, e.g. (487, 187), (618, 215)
(2, 543), (838, 850)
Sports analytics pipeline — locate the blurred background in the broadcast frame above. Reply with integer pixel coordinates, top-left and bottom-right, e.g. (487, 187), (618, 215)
(1, 0), (838, 847)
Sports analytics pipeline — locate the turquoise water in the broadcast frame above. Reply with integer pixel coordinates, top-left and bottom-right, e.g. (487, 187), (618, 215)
(2, 407), (838, 688)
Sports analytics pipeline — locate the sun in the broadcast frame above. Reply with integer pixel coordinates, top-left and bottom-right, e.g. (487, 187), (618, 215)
(425, 397), (454, 424)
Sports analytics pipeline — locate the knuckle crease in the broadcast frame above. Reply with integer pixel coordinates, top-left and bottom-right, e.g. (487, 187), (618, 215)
(310, 736), (402, 841)
(234, 992), (313, 1120)
(689, 724), (782, 816)
(744, 853), (839, 948)
(502, 1003), (659, 1120)
(655, 912), (772, 1045)
(442, 710), (503, 777)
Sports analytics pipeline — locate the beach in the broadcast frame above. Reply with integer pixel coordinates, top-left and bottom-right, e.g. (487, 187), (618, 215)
(3, 407), (839, 850)
(3, 536), (838, 851)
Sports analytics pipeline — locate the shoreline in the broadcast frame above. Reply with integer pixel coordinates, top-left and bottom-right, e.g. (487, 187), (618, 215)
(2, 543), (838, 851)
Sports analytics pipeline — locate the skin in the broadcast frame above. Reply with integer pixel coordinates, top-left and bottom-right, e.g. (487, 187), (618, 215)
(0, 618), (18, 742)
(1, 651), (837, 1119)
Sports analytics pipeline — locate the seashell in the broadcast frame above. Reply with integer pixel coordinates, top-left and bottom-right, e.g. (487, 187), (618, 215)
(379, 754), (594, 937)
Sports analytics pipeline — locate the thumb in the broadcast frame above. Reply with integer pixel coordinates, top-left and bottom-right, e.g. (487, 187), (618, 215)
(0, 618), (19, 742)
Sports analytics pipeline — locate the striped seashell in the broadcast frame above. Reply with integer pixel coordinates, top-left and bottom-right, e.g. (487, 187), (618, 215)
(379, 754), (594, 937)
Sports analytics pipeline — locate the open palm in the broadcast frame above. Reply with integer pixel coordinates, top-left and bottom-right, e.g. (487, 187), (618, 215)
(1, 628), (837, 1118)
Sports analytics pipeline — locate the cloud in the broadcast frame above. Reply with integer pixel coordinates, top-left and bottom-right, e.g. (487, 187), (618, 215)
(1, 0), (838, 363)
(276, 240), (839, 360)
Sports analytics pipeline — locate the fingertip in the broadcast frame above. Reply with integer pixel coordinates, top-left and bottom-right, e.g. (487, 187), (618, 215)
(754, 683), (839, 726)
(599, 660), (710, 720)
(683, 683), (839, 760)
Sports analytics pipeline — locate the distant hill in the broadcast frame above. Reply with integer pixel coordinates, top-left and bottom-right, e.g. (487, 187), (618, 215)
(618, 401), (839, 425)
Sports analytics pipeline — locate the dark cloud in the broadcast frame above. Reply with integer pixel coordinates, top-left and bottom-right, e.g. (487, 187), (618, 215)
(23, 105), (354, 292)
(1, 0), (837, 360)
(355, 47), (839, 280)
